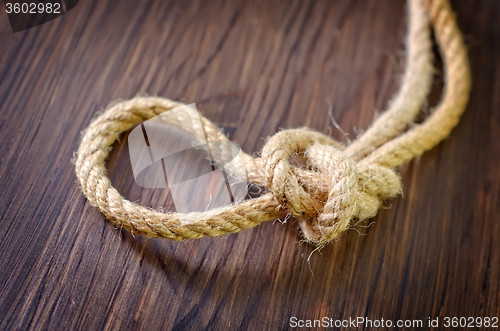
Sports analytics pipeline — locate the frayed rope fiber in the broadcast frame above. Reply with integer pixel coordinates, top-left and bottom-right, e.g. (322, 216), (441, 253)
(75, 0), (470, 247)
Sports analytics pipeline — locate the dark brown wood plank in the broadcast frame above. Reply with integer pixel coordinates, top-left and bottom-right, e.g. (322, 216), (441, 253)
(0, 0), (498, 330)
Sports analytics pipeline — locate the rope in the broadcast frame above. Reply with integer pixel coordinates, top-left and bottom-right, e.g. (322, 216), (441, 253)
(75, 0), (470, 246)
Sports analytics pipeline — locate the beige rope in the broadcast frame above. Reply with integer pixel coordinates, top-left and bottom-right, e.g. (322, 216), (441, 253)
(344, 0), (434, 161)
(75, 0), (470, 246)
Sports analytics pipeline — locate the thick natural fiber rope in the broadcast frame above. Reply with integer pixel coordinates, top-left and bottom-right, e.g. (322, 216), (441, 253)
(75, 0), (470, 246)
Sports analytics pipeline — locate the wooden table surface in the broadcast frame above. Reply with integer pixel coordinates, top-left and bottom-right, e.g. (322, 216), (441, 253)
(0, 0), (499, 330)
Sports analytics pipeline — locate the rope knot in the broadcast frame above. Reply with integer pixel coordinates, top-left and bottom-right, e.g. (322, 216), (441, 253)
(260, 129), (402, 246)
(76, 0), (470, 246)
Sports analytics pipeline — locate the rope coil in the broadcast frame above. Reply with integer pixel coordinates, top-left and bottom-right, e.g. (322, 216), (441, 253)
(75, 0), (470, 246)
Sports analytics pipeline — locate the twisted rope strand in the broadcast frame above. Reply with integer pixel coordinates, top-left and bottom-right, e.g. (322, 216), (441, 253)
(361, 0), (471, 167)
(344, 0), (434, 161)
(75, 0), (471, 246)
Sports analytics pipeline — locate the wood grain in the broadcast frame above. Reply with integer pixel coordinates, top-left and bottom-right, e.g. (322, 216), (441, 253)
(0, 0), (498, 330)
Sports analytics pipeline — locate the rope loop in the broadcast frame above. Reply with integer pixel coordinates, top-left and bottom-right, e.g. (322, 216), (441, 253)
(75, 0), (470, 246)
